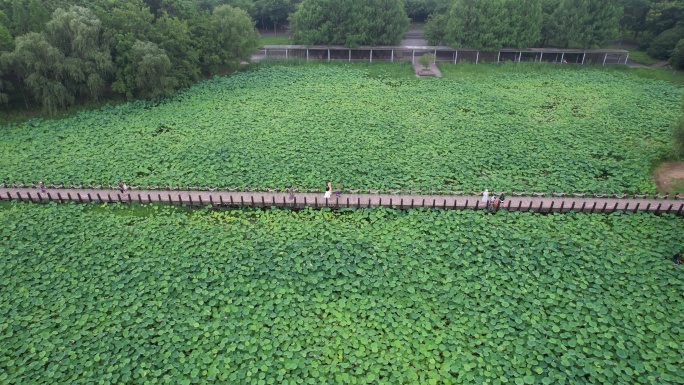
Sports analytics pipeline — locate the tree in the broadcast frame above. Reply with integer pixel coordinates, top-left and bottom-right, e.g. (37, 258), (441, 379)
(290, 0), (409, 47)
(441, 0), (541, 50)
(0, 12), (13, 52)
(1, 32), (73, 113)
(254, 0), (296, 32)
(129, 40), (176, 98)
(670, 37), (684, 69)
(405, 0), (450, 22)
(10, 0), (49, 36)
(101, 0), (157, 98)
(647, 26), (684, 59)
(546, 0), (622, 48)
(149, 14), (200, 88)
(44, 6), (113, 101)
(192, 5), (258, 74)
(424, 12), (448, 45)
(620, 0), (651, 39)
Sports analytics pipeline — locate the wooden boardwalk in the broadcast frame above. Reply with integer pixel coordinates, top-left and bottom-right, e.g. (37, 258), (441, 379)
(1, 187), (683, 215)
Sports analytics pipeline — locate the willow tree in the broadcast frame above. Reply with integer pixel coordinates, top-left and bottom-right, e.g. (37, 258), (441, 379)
(1, 32), (72, 113)
(45, 6), (113, 101)
(290, 0), (409, 47)
(129, 40), (177, 98)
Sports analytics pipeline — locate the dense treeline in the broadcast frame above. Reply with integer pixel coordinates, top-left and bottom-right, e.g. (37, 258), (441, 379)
(424, 0), (684, 68)
(1, 0), (683, 114)
(0, 0), (259, 113)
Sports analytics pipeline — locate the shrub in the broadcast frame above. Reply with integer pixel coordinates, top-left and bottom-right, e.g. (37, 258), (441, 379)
(647, 27), (684, 60)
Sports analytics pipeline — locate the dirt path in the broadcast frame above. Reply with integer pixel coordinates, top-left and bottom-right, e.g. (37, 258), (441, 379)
(655, 162), (684, 193)
(1, 187), (682, 215)
(413, 62), (442, 77)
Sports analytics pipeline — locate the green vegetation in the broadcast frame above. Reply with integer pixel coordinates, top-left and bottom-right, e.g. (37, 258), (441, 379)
(0, 0), (259, 113)
(1, 202), (682, 384)
(289, 0), (409, 47)
(605, 46), (660, 66)
(0, 64), (680, 192)
(259, 35), (291, 46)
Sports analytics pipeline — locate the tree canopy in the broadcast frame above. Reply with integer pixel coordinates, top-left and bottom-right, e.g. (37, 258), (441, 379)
(290, 0), (409, 47)
(0, 0), (259, 111)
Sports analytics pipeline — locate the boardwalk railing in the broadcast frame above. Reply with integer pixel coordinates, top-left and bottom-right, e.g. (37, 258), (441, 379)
(0, 183), (681, 200)
(2, 188), (683, 216)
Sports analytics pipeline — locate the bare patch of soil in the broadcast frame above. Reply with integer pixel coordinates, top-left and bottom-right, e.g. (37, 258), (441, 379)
(654, 162), (684, 193)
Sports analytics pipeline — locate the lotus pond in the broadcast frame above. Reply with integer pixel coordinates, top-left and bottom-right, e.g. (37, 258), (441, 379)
(1, 202), (683, 384)
(0, 63), (680, 193)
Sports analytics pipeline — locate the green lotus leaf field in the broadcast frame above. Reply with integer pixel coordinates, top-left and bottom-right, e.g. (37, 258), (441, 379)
(0, 63), (680, 192)
(1, 202), (683, 384)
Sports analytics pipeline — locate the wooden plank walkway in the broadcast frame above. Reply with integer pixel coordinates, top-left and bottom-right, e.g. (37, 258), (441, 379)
(1, 187), (683, 215)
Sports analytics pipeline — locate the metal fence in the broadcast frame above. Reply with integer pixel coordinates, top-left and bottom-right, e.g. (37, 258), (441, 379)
(256, 45), (630, 66)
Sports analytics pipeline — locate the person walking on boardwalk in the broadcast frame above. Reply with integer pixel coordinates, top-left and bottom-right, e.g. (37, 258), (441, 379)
(482, 189), (489, 204)
(335, 181), (342, 197)
(287, 185), (294, 200)
(39, 181), (46, 195)
(324, 180), (332, 199)
(499, 193), (505, 208)
(118, 181), (125, 194)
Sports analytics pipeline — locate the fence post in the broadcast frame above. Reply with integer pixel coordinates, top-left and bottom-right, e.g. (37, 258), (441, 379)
(57, 192), (64, 203)
(528, 201), (533, 212)
(315, 197), (318, 209)
(77, 193), (83, 203)
(262, 196), (265, 206)
(138, 194), (143, 204)
(230, 195), (234, 205)
(666, 204), (673, 214)
(654, 203), (661, 214)
(624, 202), (629, 212)
(47, 192), (53, 201)
(368, 198), (372, 208)
(559, 201), (564, 213)
(465, 200), (469, 209)
(411, 199), (415, 209)
(357, 197), (360, 209)
(549, 201), (554, 212)
(37, 192), (42, 202)
(219, 196), (224, 205)
(589, 202), (596, 213)
(677, 204), (683, 216)
(401, 198), (404, 209)
(432, 199), (436, 208)
(168, 194), (172, 205)
(475, 200), (479, 210)
(633, 203), (640, 213)
(580, 202), (586, 212)
(240, 196), (244, 206)
(189, 195), (193, 207)
(645, 203), (651, 213)
(199, 195), (203, 205)
(538, 201), (543, 212)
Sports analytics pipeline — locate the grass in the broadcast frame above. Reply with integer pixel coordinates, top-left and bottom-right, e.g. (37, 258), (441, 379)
(259, 35), (290, 46)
